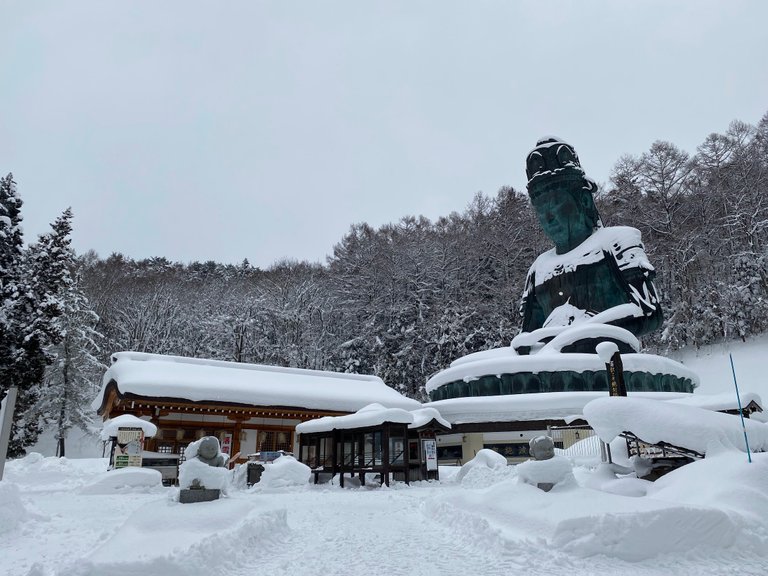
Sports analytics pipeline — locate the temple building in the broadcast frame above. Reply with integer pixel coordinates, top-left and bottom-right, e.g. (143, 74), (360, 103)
(91, 351), (420, 463)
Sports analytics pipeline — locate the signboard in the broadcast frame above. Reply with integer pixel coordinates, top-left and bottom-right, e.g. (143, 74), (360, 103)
(220, 433), (233, 457)
(606, 351), (627, 397)
(423, 439), (438, 471)
(113, 427), (145, 468)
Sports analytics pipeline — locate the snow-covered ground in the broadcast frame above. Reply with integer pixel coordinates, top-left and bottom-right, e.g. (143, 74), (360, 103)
(2, 448), (767, 576)
(3, 335), (766, 576)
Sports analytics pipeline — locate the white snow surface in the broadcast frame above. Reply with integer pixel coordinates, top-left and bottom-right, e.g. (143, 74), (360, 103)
(100, 413), (158, 440)
(4, 450), (768, 575)
(251, 455), (311, 489)
(584, 396), (768, 455)
(79, 467), (164, 495)
(9, 338), (768, 574)
(178, 458), (230, 491)
(93, 351), (420, 414)
(455, 448), (509, 484)
(517, 455), (575, 487)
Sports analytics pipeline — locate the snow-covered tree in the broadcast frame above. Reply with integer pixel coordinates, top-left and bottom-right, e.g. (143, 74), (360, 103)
(0, 204), (75, 456)
(35, 222), (103, 457)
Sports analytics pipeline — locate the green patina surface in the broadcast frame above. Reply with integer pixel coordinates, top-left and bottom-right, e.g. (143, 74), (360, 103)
(429, 371), (695, 402)
(430, 139), (688, 401)
(520, 138), (663, 344)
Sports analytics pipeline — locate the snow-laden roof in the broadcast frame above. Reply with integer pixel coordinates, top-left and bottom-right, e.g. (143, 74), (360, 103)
(584, 396), (768, 455)
(424, 388), (761, 426)
(295, 403), (451, 434)
(410, 407), (451, 429)
(424, 391), (693, 425)
(100, 414), (158, 440)
(92, 351), (420, 414)
(667, 391), (763, 412)
(426, 351), (699, 393)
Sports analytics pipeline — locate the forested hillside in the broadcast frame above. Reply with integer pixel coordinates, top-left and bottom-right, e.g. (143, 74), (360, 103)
(77, 113), (768, 400)
(3, 113), (767, 456)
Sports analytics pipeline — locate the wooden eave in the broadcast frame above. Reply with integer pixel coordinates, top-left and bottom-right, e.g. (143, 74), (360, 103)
(97, 380), (347, 421)
(449, 418), (588, 433)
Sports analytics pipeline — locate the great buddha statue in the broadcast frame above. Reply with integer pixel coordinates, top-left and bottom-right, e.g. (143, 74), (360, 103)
(513, 137), (662, 355)
(425, 138), (697, 402)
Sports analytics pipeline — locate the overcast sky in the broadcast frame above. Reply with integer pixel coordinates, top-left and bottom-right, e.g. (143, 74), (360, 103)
(2, 1), (767, 267)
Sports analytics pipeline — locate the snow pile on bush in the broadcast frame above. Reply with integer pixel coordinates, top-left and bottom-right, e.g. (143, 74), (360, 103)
(80, 467), (164, 495)
(0, 482), (28, 534)
(179, 459), (230, 492)
(455, 449), (509, 485)
(516, 455), (574, 489)
(253, 455), (310, 489)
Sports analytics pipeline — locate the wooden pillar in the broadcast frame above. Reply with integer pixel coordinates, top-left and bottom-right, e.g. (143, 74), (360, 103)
(232, 418), (243, 461)
(382, 424), (390, 487)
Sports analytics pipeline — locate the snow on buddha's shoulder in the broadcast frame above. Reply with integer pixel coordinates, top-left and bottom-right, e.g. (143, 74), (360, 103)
(530, 226), (649, 285)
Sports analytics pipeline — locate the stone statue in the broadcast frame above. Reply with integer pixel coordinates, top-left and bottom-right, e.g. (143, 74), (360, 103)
(193, 436), (227, 467)
(518, 435), (572, 492)
(529, 435), (555, 461)
(178, 436), (228, 503)
(513, 137), (662, 354)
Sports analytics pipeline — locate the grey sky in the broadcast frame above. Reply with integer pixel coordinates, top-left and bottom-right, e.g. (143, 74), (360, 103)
(2, 1), (767, 267)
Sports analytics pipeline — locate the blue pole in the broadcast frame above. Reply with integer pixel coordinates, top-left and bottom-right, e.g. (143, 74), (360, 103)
(729, 353), (752, 463)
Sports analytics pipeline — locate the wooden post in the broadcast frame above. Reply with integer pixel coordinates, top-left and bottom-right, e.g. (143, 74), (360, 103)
(0, 386), (19, 481)
(382, 424), (390, 487)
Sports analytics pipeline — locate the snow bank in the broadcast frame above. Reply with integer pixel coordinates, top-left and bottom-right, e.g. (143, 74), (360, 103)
(556, 454), (768, 559)
(100, 414), (157, 440)
(516, 456), (574, 489)
(553, 506), (750, 561)
(455, 448), (508, 484)
(178, 459), (230, 491)
(0, 482), (27, 535)
(650, 451), (768, 522)
(3, 453), (110, 491)
(584, 396), (768, 455)
(80, 467), (164, 495)
(253, 455), (311, 489)
(65, 499), (289, 576)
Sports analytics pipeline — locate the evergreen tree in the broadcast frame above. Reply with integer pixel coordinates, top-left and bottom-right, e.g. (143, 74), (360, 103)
(36, 225), (103, 457)
(0, 205), (73, 456)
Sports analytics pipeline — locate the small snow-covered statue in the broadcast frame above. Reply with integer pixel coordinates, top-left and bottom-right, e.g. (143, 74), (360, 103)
(193, 436), (227, 467)
(517, 435), (573, 492)
(178, 436), (229, 502)
(529, 435), (555, 461)
(513, 137), (662, 355)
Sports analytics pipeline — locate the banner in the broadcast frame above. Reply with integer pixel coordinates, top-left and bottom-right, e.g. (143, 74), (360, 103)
(423, 439), (438, 471)
(113, 427), (145, 468)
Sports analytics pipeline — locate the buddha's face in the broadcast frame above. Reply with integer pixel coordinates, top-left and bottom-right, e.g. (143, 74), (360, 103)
(531, 188), (593, 253)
